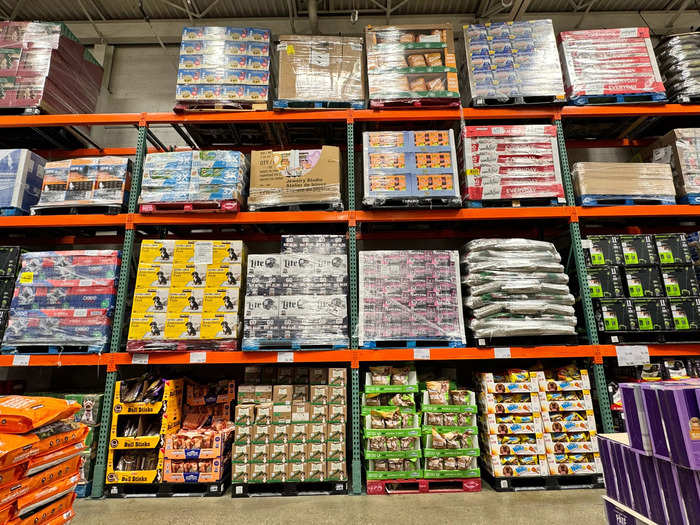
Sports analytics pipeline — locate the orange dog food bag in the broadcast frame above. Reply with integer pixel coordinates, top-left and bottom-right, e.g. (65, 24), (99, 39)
(0, 397), (80, 434)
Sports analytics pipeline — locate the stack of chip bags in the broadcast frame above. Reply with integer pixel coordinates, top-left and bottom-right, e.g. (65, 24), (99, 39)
(0, 396), (88, 524)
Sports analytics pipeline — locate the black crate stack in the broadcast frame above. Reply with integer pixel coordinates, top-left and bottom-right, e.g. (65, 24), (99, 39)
(0, 247), (20, 344)
(584, 234), (700, 342)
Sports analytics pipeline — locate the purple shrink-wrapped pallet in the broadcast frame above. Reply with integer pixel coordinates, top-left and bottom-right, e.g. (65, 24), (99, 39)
(1, 250), (120, 352)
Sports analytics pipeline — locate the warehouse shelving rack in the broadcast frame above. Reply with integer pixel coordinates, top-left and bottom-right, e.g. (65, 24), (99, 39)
(1, 104), (700, 497)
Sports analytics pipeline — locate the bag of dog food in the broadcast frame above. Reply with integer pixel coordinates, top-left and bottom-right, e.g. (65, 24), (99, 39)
(0, 397), (80, 434)
(13, 473), (79, 517)
(0, 422), (88, 468)
(9, 492), (75, 525)
(0, 455), (81, 507)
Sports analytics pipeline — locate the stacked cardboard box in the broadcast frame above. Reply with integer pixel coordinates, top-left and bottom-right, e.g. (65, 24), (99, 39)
(140, 151), (248, 206)
(106, 378), (183, 487)
(645, 128), (700, 201)
(585, 234), (700, 340)
(176, 26), (270, 106)
(358, 250), (466, 347)
(459, 125), (565, 204)
(362, 130), (461, 207)
(463, 20), (565, 106)
(0, 149), (46, 213)
(0, 22), (102, 113)
(243, 235), (348, 350)
(558, 28), (666, 103)
(365, 24), (460, 106)
(163, 379), (235, 484)
(33, 157), (131, 212)
(127, 240), (246, 352)
(600, 380), (700, 524)
(276, 35), (364, 105)
(3, 250), (121, 350)
(0, 246), (20, 345)
(572, 162), (675, 205)
(248, 147), (342, 211)
(232, 367), (347, 485)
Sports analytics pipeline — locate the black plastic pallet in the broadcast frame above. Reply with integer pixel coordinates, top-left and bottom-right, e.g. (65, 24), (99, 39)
(31, 204), (123, 216)
(173, 101), (268, 113)
(126, 339), (239, 352)
(472, 334), (579, 348)
(471, 95), (565, 107)
(465, 197), (562, 208)
(232, 480), (347, 498)
(248, 201), (344, 212)
(598, 330), (700, 345)
(481, 468), (604, 492)
(273, 99), (365, 110)
(1, 344), (108, 355)
(364, 197), (462, 209)
(570, 92), (666, 105)
(241, 341), (348, 351)
(106, 477), (229, 498)
(361, 339), (463, 349)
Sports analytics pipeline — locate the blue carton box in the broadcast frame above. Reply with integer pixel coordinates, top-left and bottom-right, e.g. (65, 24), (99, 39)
(0, 149), (47, 211)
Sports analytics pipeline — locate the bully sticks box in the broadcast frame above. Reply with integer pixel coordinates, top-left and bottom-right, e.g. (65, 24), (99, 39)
(248, 147), (342, 211)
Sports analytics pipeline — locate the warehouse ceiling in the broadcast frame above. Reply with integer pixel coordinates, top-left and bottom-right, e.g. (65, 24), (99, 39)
(2, 0), (699, 44)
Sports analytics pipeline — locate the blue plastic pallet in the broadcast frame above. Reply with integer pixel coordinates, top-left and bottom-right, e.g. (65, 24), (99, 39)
(570, 92), (666, 106)
(1, 343), (108, 355)
(75, 482), (92, 498)
(0, 207), (27, 216)
(273, 99), (365, 110)
(361, 339), (463, 349)
(678, 194), (700, 204)
(466, 197), (561, 208)
(242, 340), (348, 351)
(577, 194), (676, 206)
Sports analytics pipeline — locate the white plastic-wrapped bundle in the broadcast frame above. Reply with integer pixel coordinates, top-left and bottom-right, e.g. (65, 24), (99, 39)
(461, 238), (577, 339)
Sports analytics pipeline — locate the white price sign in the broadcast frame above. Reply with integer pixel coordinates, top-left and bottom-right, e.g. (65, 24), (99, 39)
(277, 352), (294, 363)
(413, 348), (430, 360)
(131, 353), (149, 365)
(189, 352), (207, 363)
(494, 347), (511, 359)
(12, 355), (30, 366)
(615, 345), (650, 367)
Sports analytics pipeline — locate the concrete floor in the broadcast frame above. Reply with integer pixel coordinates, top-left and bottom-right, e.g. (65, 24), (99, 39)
(73, 486), (606, 525)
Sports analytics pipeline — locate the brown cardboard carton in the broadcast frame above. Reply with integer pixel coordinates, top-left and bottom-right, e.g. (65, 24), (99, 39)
(326, 441), (345, 462)
(267, 462), (287, 483)
(642, 128), (700, 198)
(288, 442), (306, 462)
(293, 367), (309, 384)
(261, 367), (277, 384)
(234, 425), (251, 444)
(310, 404), (328, 423)
(248, 147), (342, 211)
(291, 402), (311, 423)
(306, 442), (326, 462)
(293, 385), (309, 402)
(328, 368), (347, 386)
(250, 443), (268, 463)
(248, 463), (268, 483)
(277, 367), (294, 384)
(309, 368), (328, 385)
(234, 404), (255, 425)
(270, 424), (288, 443)
(305, 461), (325, 482)
(572, 162), (675, 199)
(328, 404), (347, 423)
(272, 404), (292, 425)
(288, 423), (307, 443)
(286, 461), (305, 481)
(232, 462), (248, 483)
(277, 35), (364, 103)
(231, 443), (250, 463)
(255, 385), (273, 403)
(328, 386), (346, 405)
(327, 423), (345, 442)
(255, 403), (273, 425)
(326, 461), (347, 481)
(238, 385), (256, 404)
(273, 385), (294, 404)
(307, 423), (327, 443)
(252, 425), (270, 444)
(310, 385), (328, 405)
(244, 366), (262, 384)
(268, 443), (288, 463)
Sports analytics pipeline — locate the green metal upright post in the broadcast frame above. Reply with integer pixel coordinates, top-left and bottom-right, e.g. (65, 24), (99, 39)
(91, 125), (148, 498)
(555, 120), (613, 433)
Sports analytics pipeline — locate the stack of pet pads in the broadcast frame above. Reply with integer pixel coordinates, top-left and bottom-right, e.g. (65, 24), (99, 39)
(656, 33), (700, 103)
(0, 395), (88, 523)
(461, 239), (576, 342)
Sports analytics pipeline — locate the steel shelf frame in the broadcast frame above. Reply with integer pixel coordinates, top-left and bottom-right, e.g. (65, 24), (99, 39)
(1, 104), (700, 497)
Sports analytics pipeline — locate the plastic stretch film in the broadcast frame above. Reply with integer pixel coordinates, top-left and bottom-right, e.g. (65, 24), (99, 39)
(461, 239), (576, 339)
(558, 27), (665, 101)
(656, 33), (700, 103)
(645, 128), (700, 198)
(358, 250), (466, 346)
(463, 20), (565, 105)
(3, 250), (121, 348)
(276, 35), (364, 103)
(365, 24), (460, 104)
(572, 162), (675, 200)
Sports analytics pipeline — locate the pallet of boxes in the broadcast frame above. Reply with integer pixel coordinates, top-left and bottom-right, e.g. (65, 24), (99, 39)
(0, 395), (88, 524)
(231, 366), (348, 496)
(105, 376), (183, 496)
(161, 379), (236, 495)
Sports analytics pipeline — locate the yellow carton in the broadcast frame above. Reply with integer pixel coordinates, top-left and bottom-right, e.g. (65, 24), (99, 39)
(201, 314), (239, 339)
(172, 264), (208, 288)
(173, 240), (197, 265)
(206, 264), (243, 289)
(212, 240), (246, 264)
(105, 449), (163, 484)
(127, 315), (166, 341)
(165, 314), (203, 339)
(131, 289), (169, 315)
(135, 263), (173, 289)
(167, 288), (205, 315)
(139, 240), (176, 264)
(203, 289), (241, 315)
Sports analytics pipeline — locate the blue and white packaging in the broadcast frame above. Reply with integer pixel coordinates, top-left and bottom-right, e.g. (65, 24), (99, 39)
(0, 149), (46, 211)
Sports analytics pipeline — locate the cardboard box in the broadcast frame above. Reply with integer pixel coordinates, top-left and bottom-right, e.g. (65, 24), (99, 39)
(163, 457), (225, 483)
(234, 425), (251, 444)
(250, 443), (268, 463)
(619, 235), (659, 267)
(293, 385), (309, 402)
(231, 443), (250, 463)
(237, 385), (256, 404)
(276, 35), (364, 103)
(288, 424), (307, 443)
(270, 424), (288, 443)
(255, 385), (273, 403)
(286, 461), (305, 481)
(623, 266), (664, 298)
(288, 442), (306, 462)
(661, 266), (699, 297)
(273, 385), (294, 404)
(0, 150), (46, 212)
(248, 462), (268, 483)
(645, 129), (700, 199)
(232, 462), (248, 483)
(326, 441), (346, 462)
(291, 402), (311, 423)
(587, 266), (625, 299)
(307, 423), (327, 443)
(277, 367), (293, 384)
(268, 443), (287, 463)
(272, 404), (292, 425)
(304, 461), (325, 482)
(328, 368), (347, 386)
(328, 405), (347, 423)
(255, 403), (273, 425)
(328, 387), (346, 405)
(654, 233), (693, 266)
(584, 235), (624, 267)
(309, 368), (328, 385)
(326, 461), (347, 481)
(310, 404), (328, 423)
(267, 462), (287, 483)
(252, 425), (270, 444)
(594, 298), (638, 332)
(632, 298), (674, 331)
(306, 442), (326, 462)
(248, 147), (342, 211)
(310, 385), (328, 405)
(327, 423), (345, 442)
(235, 404), (254, 426)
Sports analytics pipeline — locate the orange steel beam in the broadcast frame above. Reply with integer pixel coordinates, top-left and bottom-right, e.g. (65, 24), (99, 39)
(0, 214), (129, 228)
(132, 211), (350, 226)
(577, 205), (700, 219)
(355, 207), (572, 222)
(562, 104), (700, 118)
(110, 350), (354, 365)
(0, 354), (111, 366)
(0, 113), (143, 127)
(598, 344), (700, 358)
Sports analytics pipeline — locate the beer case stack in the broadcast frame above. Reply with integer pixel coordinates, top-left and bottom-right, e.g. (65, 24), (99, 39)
(127, 240), (246, 352)
(105, 379), (184, 487)
(231, 367), (348, 487)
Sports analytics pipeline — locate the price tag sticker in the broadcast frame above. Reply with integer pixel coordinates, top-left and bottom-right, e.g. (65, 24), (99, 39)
(12, 355), (30, 366)
(18, 272), (33, 284)
(277, 352), (294, 363)
(616, 345), (649, 367)
(413, 348), (430, 360)
(494, 347), (511, 359)
(131, 353), (149, 365)
(581, 240), (592, 250)
(189, 352), (207, 363)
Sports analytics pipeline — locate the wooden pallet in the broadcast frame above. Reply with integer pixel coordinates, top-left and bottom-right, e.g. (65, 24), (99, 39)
(366, 478), (481, 495)
(139, 200), (241, 214)
(577, 194), (676, 206)
(231, 480), (347, 498)
(569, 92), (667, 106)
(482, 468), (604, 492)
(465, 197), (563, 208)
(31, 204), (123, 216)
